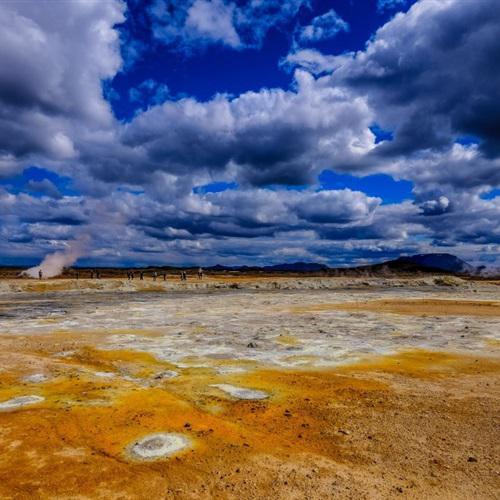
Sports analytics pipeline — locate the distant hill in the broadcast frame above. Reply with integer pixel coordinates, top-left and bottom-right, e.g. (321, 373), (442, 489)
(353, 253), (475, 276)
(207, 253), (476, 276)
(395, 253), (474, 274)
(263, 262), (329, 272)
(4, 252), (492, 279)
(206, 262), (329, 273)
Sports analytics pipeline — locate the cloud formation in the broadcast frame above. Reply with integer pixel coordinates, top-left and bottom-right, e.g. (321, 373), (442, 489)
(0, 0), (498, 267)
(296, 9), (349, 44)
(142, 0), (310, 53)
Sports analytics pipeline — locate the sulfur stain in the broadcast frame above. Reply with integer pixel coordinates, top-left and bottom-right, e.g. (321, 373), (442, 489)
(291, 299), (500, 317)
(275, 334), (301, 346)
(0, 335), (498, 498)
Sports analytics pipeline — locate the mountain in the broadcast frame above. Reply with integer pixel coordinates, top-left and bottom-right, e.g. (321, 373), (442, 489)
(207, 262), (329, 273)
(394, 253), (474, 274)
(262, 262), (329, 272)
(208, 253), (476, 276)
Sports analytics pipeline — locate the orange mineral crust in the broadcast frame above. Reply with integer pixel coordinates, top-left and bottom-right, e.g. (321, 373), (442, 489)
(0, 279), (498, 498)
(291, 298), (500, 317)
(0, 346), (498, 499)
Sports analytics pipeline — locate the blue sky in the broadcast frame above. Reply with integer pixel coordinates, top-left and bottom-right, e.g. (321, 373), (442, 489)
(111, 0), (416, 120)
(0, 0), (498, 268)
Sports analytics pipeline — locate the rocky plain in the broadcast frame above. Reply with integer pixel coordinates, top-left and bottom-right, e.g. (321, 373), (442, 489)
(0, 274), (498, 498)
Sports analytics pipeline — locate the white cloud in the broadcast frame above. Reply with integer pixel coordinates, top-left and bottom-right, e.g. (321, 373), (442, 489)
(186, 0), (240, 47)
(297, 9), (348, 44)
(0, 0), (499, 267)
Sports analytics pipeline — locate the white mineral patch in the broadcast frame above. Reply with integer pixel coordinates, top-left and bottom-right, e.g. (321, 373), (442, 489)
(2, 283), (499, 370)
(22, 373), (49, 383)
(53, 350), (75, 358)
(0, 395), (44, 411)
(93, 371), (116, 378)
(211, 383), (269, 400)
(128, 433), (191, 460)
(215, 366), (249, 375)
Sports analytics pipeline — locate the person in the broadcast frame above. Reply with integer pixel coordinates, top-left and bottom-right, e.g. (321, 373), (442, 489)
(127, 271), (130, 280)
(152, 271), (157, 281)
(38, 269), (43, 280)
(197, 267), (203, 280)
(183, 271), (187, 281)
(76, 271), (79, 280)
(163, 272), (167, 281)
(130, 270), (134, 280)
(140, 271), (144, 280)
(96, 270), (101, 279)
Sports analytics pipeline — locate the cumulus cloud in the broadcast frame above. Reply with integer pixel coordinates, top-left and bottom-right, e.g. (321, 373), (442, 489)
(77, 69), (374, 190)
(330, 0), (500, 159)
(377, 0), (408, 12)
(26, 179), (62, 199)
(128, 79), (171, 109)
(186, 0), (240, 47)
(296, 9), (349, 44)
(149, 0), (240, 49)
(144, 0), (309, 53)
(0, 0), (499, 267)
(281, 49), (343, 76)
(0, 0), (124, 174)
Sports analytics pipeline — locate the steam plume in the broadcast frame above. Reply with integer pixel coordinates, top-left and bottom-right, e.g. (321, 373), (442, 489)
(23, 237), (88, 279)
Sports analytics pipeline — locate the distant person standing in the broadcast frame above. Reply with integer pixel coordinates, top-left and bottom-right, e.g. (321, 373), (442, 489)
(38, 269), (43, 280)
(140, 271), (144, 280)
(130, 271), (134, 280)
(96, 270), (101, 279)
(163, 272), (167, 281)
(197, 267), (203, 280)
(152, 271), (157, 281)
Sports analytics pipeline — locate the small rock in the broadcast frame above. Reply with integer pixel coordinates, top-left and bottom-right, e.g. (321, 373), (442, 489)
(154, 370), (179, 380)
(247, 342), (258, 348)
(467, 456), (477, 463)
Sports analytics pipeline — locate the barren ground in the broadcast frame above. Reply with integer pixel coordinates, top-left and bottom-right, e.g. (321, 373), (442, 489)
(0, 276), (498, 499)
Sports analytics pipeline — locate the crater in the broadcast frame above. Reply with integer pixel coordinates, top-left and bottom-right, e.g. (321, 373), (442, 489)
(127, 433), (191, 461)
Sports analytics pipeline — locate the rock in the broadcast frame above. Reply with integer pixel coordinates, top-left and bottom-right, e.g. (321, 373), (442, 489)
(247, 342), (258, 348)
(153, 370), (179, 380)
(467, 456), (477, 463)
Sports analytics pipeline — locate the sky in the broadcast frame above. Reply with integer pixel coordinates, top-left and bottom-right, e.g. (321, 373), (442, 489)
(0, 0), (499, 268)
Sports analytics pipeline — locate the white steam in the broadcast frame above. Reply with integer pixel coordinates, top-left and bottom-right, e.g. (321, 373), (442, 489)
(23, 237), (88, 279)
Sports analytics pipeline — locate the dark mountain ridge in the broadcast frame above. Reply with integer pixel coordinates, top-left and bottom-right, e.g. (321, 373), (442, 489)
(206, 253), (478, 276)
